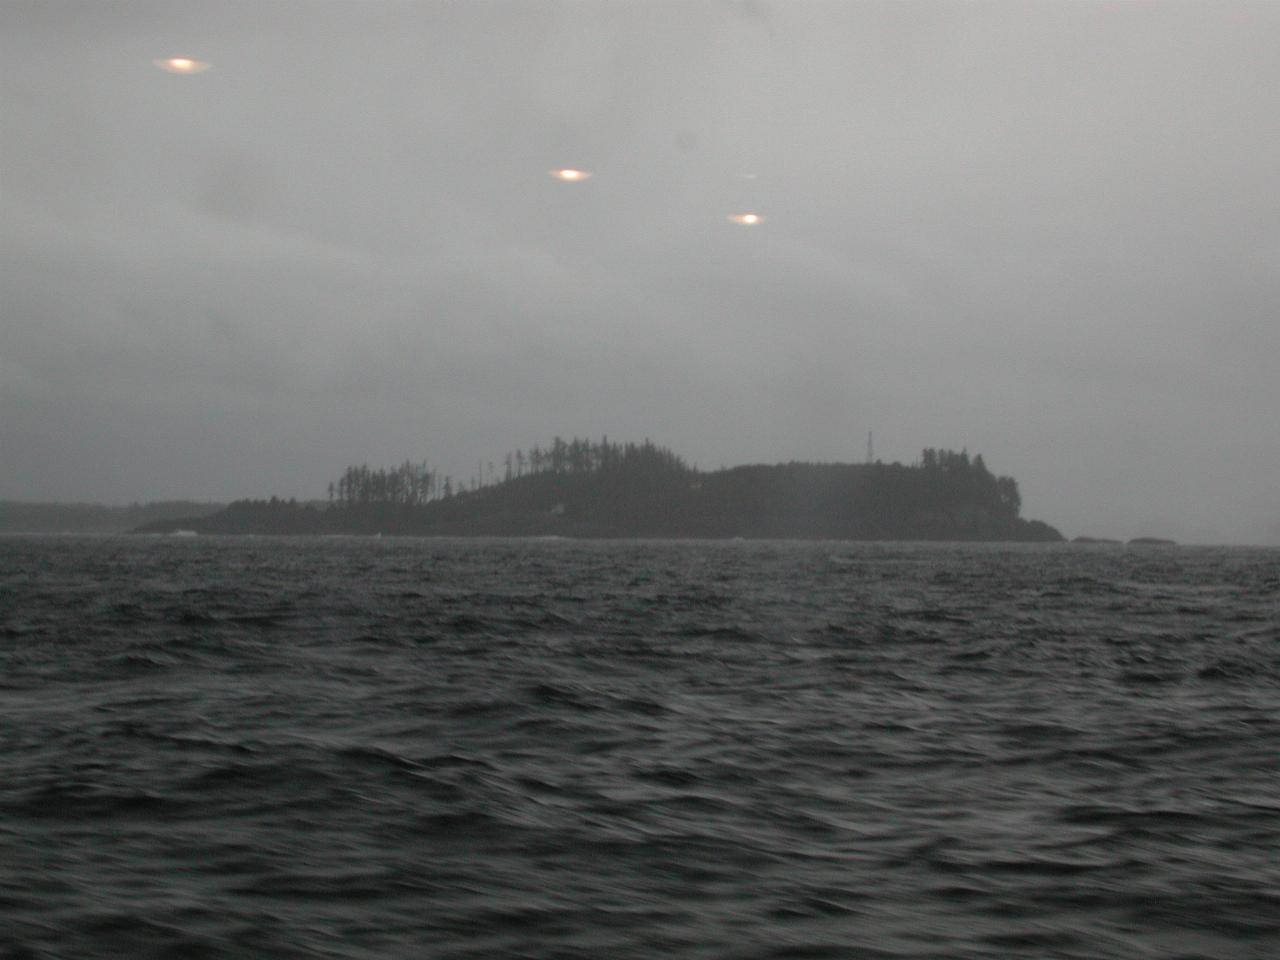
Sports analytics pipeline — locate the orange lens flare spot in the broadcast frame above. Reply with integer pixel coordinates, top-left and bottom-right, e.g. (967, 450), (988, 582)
(728, 213), (764, 225)
(550, 168), (592, 182)
(154, 57), (210, 74)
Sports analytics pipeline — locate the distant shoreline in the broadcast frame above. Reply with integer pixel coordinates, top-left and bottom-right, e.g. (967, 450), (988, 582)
(3, 530), (1207, 547)
(129, 443), (1065, 543)
(0, 501), (225, 535)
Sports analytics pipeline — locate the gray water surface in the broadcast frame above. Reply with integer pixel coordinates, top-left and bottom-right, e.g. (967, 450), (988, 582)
(3, 537), (1278, 959)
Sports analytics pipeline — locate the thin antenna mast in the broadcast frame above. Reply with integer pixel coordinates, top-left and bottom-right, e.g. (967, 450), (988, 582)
(866, 431), (873, 464)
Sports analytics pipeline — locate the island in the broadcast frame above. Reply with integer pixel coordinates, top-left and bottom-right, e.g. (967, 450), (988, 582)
(135, 438), (1064, 541)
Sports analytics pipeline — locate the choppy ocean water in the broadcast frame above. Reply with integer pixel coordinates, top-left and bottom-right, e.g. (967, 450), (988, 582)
(1, 536), (1278, 960)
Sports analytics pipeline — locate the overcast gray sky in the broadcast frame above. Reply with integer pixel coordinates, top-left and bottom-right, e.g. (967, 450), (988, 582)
(3, 1), (1279, 542)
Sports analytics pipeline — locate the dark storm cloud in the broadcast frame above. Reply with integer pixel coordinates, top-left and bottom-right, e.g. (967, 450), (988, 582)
(3, 1), (1279, 541)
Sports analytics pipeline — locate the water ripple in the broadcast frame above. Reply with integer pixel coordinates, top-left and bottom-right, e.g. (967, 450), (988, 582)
(2, 538), (1278, 959)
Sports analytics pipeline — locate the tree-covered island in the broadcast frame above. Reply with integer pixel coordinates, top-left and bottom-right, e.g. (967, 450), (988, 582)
(135, 438), (1063, 540)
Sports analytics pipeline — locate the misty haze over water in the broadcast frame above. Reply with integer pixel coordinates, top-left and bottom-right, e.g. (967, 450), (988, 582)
(3, 2), (1280, 542)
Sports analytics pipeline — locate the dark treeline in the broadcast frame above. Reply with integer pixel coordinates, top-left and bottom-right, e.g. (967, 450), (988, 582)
(330, 462), (439, 507)
(327, 437), (687, 508)
(685, 448), (1038, 540)
(138, 438), (1061, 541)
(917, 448), (1020, 517)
